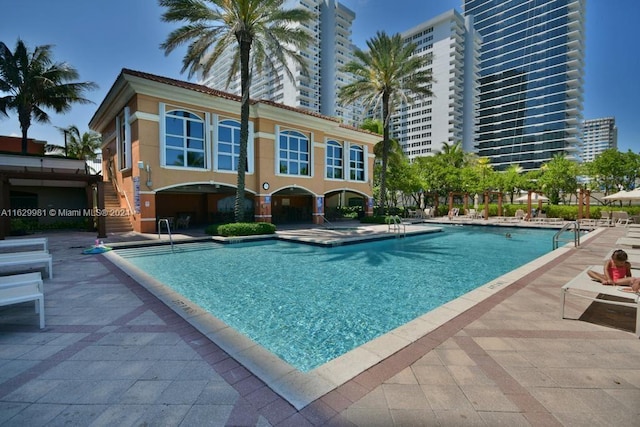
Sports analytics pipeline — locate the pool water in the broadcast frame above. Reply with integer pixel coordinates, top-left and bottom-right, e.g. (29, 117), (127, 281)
(117, 225), (557, 371)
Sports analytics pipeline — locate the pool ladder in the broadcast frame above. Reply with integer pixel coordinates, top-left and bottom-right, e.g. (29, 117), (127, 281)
(553, 221), (580, 250)
(387, 215), (406, 237)
(157, 218), (175, 252)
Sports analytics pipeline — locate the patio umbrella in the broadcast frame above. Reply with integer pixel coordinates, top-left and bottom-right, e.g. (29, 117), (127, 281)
(514, 192), (549, 202)
(473, 193), (479, 210)
(603, 189), (640, 200)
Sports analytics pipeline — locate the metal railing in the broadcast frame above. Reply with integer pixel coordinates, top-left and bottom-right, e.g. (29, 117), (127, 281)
(107, 158), (134, 219)
(387, 215), (406, 237)
(157, 218), (174, 251)
(320, 215), (334, 228)
(553, 221), (580, 250)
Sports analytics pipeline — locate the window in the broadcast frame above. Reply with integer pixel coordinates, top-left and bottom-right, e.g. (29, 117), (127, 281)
(278, 130), (310, 176)
(213, 116), (254, 173)
(349, 145), (365, 181)
(164, 109), (205, 168)
(326, 140), (343, 179)
(217, 119), (241, 171)
(116, 107), (131, 170)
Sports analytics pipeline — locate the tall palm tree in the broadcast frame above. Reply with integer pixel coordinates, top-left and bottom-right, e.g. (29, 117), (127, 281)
(159, 0), (313, 222)
(339, 31), (433, 215)
(0, 39), (97, 153)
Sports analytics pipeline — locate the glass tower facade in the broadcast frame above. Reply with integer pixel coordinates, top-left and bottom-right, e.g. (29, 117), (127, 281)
(463, 0), (586, 170)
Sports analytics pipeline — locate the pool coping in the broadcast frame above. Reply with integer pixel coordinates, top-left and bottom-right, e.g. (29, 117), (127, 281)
(102, 225), (605, 410)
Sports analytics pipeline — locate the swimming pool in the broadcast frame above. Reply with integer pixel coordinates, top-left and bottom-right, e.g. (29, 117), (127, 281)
(115, 225), (557, 372)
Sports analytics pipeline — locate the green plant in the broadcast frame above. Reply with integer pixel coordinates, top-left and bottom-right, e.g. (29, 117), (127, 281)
(360, 215), (388, 224)
(208, 222), (276, 237)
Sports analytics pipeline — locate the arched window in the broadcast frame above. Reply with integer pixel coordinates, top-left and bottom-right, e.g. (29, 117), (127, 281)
(278, 130), (310, 176)
(164, 109), (205, 168)
(217, 119), (241, 171)
(349, 145), (365, 181)
(326, 140), (343, 179)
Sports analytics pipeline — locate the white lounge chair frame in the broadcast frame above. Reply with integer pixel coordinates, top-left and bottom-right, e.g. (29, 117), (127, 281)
(604, 249), (640, 267)
(0, 237), (48, 252)
(0, 251), (53, 279)
(616, 237), (640, 249)
(560, 266), (639, 337)
(0, 272), (45, 329)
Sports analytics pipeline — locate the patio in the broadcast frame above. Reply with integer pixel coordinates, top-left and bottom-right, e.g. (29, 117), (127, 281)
(0, 225), (639, 426)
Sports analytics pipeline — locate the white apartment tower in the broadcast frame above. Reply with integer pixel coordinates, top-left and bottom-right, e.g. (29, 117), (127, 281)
(582, 117), (617, 162)
(199, 0), (361, 125)
(391, 10), (481, 161)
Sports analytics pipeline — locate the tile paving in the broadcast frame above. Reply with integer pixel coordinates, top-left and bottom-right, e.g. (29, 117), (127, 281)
(0, 223), (639, 426)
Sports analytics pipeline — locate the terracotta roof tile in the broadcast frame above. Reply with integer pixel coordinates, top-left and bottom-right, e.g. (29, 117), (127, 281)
(120, 68), (364, 128)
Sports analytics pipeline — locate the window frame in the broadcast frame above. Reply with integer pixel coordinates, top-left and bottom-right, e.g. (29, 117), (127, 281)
(160, 104), (208, 170)
(116, 107), (131, 171)
(276, 127), (312, 177)
(325, 139), (344, 180)
(348, 143), (366, 182)
(213, 117), (254, 174)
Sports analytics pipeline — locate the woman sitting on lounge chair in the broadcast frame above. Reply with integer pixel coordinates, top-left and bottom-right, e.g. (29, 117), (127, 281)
(588, 249), (640, 291)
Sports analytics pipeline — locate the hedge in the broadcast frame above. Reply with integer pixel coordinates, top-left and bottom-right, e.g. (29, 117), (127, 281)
(205, 222), (276, 237)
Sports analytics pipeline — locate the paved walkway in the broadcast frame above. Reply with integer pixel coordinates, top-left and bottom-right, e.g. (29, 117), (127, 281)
(0, 226), (639, 426)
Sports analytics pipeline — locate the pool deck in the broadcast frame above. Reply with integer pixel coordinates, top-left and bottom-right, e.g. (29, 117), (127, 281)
(1, 222), (639, 426)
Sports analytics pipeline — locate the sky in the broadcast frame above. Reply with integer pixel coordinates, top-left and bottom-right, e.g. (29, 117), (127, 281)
(0, 0), (637, 153)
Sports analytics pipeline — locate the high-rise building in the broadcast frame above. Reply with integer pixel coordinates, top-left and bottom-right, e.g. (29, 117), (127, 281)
(463, 0), (586, 170)
(199, 0), (362, 125)
(391, 10), (481, 161)
(582, 117), (617, 162)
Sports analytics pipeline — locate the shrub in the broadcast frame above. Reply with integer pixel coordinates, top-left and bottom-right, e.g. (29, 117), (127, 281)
(360, 215), (389, 224)
(207, 222), (276, 237)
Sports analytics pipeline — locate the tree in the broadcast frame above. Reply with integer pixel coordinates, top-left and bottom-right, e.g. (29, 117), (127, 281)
(0, 39), (97, 153)
(497, 164), (526, 202)
(339, 31), (433, 215)
(585, 149), (640, 197)
(64, 125), (102, 160)
(537, 155), (579, 204)
(159, 0), (312, 222)
(438, 141), (464, 168)
(46, 125), (101, 161)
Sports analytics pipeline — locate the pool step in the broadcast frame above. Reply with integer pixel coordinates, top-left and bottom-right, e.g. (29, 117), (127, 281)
(116, 241), (217, 258)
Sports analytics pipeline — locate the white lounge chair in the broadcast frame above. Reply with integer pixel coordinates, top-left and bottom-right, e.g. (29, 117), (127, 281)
(0, 272), (45, 329)
(0, 237), (48, 252)
(0, 251), (53, 279)
(560, 266), (639, 337)
(613, 211), (630, 227)
(598, 211), (612, 227)
(604, 249), (640, 268)
(616, 237), (640, 249)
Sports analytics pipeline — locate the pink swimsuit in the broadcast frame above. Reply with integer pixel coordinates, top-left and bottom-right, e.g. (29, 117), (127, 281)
(608, 264), (627, 282)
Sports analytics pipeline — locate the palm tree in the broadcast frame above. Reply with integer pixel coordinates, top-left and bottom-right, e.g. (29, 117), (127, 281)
(339, 31), (433, 215)
(46, 126), (101, 159)
(63, 125), (102, 160)
(159, 0), (313, 222)
(0, 39), (97, 153)
(439, 141), (464, 168)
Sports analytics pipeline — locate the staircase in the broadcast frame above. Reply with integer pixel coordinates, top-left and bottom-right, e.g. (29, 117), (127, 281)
(103, 182), (134, 233)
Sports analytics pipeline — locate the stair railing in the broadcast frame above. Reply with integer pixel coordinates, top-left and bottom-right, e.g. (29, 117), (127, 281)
(106, 157), (135, 218)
